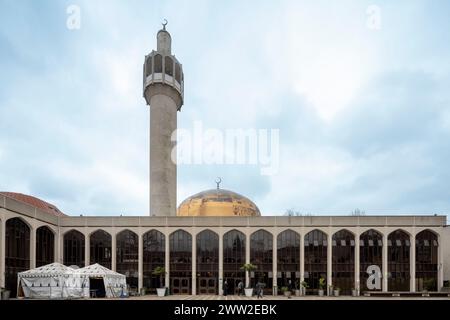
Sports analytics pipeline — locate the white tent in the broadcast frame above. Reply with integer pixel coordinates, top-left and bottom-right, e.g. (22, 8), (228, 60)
(75, 264), (127, 298)
(17, 263), (87, 299)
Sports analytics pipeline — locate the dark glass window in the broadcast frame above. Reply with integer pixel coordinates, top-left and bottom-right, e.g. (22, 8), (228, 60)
(165, 56), (173, 76)
(143, 230), (165, 293)
(196, 230), (219, 294)
(90, 230), (111, 269)
(170, 230), (192, 294)
(223, 230), (245, 295)
(416, 230), (438, 291)
(388, 230), (410, 291)
(277, 230), (300, 289)
(250, 230), (273, 294)
(145, 56), (152, 77)
(5, 218), (30, 297)
(63, 229), (85, 267)
(154, 54), (162, 73)
(116, 230), (138, 288)
(360, 229), (383, 291)
(175, 63), (181, 83)
(332, 230), (354, 295)
(304, 229), (327, 293)
(36, 226), (54, 267)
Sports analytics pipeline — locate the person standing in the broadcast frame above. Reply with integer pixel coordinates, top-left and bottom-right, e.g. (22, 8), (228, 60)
(223, 280), (228, 296)
(238, 281), (244, 296)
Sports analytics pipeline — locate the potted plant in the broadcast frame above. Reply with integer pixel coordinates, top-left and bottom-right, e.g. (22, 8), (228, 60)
(318, 277), (326, 297)
(152, 266), (167, 297)
(240, 263), (257, 297)
(334, 287), (340, 297)
(280, 286), (291, 298)
(422, 278), (435, 296)
(351, 287), (357, 297)
(1, 287), (10, 300)
(294, 280), (301, 297)
(300, 281), (309, 296)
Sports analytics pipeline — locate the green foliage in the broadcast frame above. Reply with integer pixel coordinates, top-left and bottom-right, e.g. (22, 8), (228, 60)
(240, 263), (257, 272)
(318, 277), (326, 290)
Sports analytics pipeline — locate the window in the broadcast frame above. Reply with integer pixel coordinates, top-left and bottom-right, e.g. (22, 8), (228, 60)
(90, 230), (112, 269)
(332, 230), (355, 295)
(143, 230), (165, 293)
(36, 226), (54, 267)
(388, 230), (410, 291)
(304, 230), (327, 293)
(63, 229), (85, 267)
(223, 230), (245, 295)
(250, 230), (273, 294)
(277, 230), (300, 288)
(117, 230), (138, 288)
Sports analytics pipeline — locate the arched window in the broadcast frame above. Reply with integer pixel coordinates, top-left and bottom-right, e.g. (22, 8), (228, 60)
(170, 230), (192, 294)
(223, 230), (245, 295)
(145, 56), (152, 77)
(332, 230), (355, 295)
(304, 229), (328, 293)
(64, 229), (85, 267)
(360, 229), (383, 291)
(196, 230), (219, 294)
(165, 56), (173, 77)
(143, 230), (165, 293)
(388, 230), (410, 291)
(116, 230), (138, 288)
(154, 54), (162, 73)
(175, 63), (181, 83)
(90, 230), (111, 269)
(277, 230), (300, 288)
(416, 230), (438, 291)
(36, 226), (54, 267)
(5, 218), (30, 297)
(250, 230), (273, 294)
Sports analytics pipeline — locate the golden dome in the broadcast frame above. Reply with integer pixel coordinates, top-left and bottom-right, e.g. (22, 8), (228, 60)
(177, 189), (261, 217)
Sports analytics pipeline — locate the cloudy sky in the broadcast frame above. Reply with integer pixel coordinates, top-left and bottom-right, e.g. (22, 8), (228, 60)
(0, 0), (449, 219)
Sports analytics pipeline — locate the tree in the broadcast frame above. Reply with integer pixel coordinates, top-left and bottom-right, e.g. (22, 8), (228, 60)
(240, 263), (257, 288)
(152, 266), (166, 288)
(350, 208), (366, 216)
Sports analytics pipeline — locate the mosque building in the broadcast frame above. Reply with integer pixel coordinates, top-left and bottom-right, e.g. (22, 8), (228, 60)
(0, 23), (449, 298)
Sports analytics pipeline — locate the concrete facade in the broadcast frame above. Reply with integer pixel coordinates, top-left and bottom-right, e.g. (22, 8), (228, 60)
(1, 194), (448, 295)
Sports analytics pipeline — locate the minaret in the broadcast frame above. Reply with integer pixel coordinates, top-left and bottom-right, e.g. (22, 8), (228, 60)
(143, 21), (184, 216)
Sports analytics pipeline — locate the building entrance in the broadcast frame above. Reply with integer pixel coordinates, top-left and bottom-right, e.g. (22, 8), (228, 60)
(171, 277), (191, 294)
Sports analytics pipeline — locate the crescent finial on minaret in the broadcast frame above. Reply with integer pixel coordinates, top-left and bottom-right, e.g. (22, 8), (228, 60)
(215, 177), (222, 190)
(162, 19), (168, 30)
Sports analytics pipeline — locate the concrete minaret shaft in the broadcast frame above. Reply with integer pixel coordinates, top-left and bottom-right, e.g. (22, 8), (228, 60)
(143, 22), (184, 216)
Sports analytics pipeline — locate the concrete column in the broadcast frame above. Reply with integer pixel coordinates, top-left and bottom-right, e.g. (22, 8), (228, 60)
(85, 232), (90, 266)
(138, 231), (143, 292)
(192, 231), (197, 295)
(382, 233), (388, 292)
(300, 233), (305, 283)
(438, 234), (444, 291)
(54, 228), (60, 263)
(327, 233), (332, 295)
(355, 234), (360, 295)
(165, 232), (170, 289)
(410, 233), (416, 292)
(272, 232), (277, 293)
(245, 229), (250, 288)
(218, 230), (223, 295)
(59, 231), (64, 264)
(148, 94), (178, 217)
(30, 226), (36, 269)
(0, 218), (5, 288)
(111, 231), (117, 271)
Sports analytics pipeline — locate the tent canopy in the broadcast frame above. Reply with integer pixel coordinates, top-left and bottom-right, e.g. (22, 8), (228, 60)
(17, 263), (127, 299)
(75, 263), (126, 279)
(18, 262), (75, 278)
